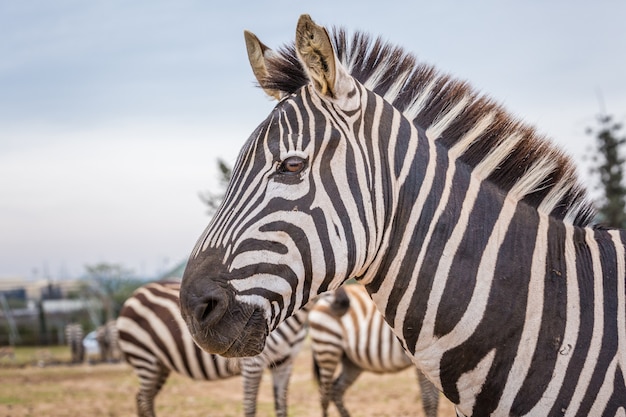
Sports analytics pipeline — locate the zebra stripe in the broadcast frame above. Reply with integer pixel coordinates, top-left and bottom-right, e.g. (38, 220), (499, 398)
(179, 15), (626, 416)
(309, 284), (440, 417)
(64, 323), (84, 364)
(96, 319), (121, 363)
(117, 281), (307, 417)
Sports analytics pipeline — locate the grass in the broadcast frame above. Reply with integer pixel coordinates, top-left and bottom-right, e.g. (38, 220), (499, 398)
(0, 345), (71, 367)
(0, 343), (457, 417)
(0, 362), (137, 417)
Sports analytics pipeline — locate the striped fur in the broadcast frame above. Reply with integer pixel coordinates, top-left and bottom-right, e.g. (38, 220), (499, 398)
(96, 319), (121, 363)
(64, 323), (84, 364)
(180, 15), (626, 416)
(117, 281), (307, 417)
(310, 284), (439, 417)
(259, 27), (594, 227)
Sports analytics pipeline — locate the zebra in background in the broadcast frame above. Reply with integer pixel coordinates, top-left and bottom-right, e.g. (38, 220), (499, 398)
(117, 281), (308, 417)
(96, 319), (121, 363)
(64, 323), (84, 364)
(310, 284), (440, 417)
(179, 14), (626, 416)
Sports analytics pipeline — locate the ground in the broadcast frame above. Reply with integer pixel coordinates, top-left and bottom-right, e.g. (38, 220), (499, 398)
(0, 342), (457, 417)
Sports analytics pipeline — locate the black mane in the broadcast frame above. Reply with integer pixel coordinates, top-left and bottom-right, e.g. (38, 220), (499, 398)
(261, 28), (595, 227)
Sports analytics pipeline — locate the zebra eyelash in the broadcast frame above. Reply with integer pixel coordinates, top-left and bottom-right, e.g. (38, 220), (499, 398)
(279, 149), (308, 160)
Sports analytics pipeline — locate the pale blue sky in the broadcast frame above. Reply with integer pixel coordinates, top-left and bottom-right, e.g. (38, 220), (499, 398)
(1, 1), (625, 279)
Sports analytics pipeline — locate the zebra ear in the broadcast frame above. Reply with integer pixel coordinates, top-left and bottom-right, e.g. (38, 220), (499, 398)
(244, 30), (283, 101)
(295, 15), (355, 104)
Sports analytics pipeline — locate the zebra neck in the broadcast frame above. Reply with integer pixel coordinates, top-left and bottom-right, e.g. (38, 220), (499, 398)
(358, 114), (626, 413)
(358, 120), (540, 391)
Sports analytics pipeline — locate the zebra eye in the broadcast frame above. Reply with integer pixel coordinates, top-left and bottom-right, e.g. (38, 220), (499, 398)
(278, 156), (306, 174)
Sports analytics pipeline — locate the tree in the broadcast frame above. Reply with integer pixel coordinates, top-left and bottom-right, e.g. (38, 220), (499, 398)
(587, 113), (626, 228)
(199, 158), (233, 215)
(82, 263), (143, 321)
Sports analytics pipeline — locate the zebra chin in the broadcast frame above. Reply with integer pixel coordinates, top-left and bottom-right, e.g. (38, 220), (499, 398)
(187, 309), (269, 358)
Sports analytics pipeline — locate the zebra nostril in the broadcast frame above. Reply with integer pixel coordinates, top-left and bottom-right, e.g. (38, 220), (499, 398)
(194, 295), (224, 326)
(194, 297), (220, 325)
(179, 276), (230, 330)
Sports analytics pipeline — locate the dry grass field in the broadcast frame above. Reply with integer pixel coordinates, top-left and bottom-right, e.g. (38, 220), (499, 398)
(0, 341), (456, 417)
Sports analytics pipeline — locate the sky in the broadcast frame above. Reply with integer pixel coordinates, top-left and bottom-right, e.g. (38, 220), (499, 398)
(1, 1), (625, 280)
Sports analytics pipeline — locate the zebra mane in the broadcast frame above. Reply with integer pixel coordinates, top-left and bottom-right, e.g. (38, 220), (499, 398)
(262, 28), (596, 227)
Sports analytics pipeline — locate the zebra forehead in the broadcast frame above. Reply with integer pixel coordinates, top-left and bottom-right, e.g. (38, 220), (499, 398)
(253, 24), (595, 227)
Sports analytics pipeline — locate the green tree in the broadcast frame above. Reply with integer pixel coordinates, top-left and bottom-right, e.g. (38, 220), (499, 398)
(82, 263), (143, 321)
(587, 114), (626, 228)
(199, 158), (233, 215)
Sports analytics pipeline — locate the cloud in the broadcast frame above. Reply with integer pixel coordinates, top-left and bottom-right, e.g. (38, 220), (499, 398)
(1, 0), (625, 277)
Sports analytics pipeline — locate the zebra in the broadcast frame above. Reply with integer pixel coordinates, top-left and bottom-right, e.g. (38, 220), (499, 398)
(64, 323), (84, 364)
(96, 319), (121, 363)
(179, 14), (626, 416)
(310, 284), (440, 417)
(117, 281), (308, 417)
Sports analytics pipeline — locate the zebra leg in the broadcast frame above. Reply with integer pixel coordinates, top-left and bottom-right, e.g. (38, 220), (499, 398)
(136, 362), (170, 417)
(416, 368), (440, 417)
(241, 357), (263, 417)
(330, 357), (362, 417)
(70, 341), (79, 364)
(78, 342), (85, 363)
(312, 354), (336, 417)
(269, 362), (295, 417)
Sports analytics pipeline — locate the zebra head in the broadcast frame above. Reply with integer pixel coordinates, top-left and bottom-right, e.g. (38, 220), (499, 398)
(180, 15), (392, 357)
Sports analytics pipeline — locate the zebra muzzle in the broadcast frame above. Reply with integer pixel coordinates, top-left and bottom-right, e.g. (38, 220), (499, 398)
(179, 274), (269, 357)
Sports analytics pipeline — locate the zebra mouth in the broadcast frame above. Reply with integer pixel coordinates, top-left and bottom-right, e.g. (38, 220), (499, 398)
(221, 307), (269, 357)
(189, 304), (269, 358)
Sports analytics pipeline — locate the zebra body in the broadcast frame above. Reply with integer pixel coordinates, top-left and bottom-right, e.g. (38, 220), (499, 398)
(64, 323), (84, 364)
(117, 281), (307, 417)
(96, 319), (121, 363)
(310, 284), (439, 417)
(180, 15), (626, 416)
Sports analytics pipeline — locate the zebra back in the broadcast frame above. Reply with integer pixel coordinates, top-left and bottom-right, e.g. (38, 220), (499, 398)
(310, 284), (440, 417)
(311, 284), (412, 373)
(118, 281), (241, 381)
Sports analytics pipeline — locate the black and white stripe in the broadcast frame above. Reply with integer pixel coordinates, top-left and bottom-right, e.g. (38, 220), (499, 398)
(117, 281), (307, 417)
(180, 14), (626, 416)
(310, 284), (439, 417)
(64, 323), (84, 364)
(96, 319), (121, 363)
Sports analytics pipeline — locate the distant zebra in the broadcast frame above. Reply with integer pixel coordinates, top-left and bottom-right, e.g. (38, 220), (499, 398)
(64, 323), (84, 364)
(96, 319), (121, 363)
(117, 281), (308, 417)
(310, 285), (439, 417)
